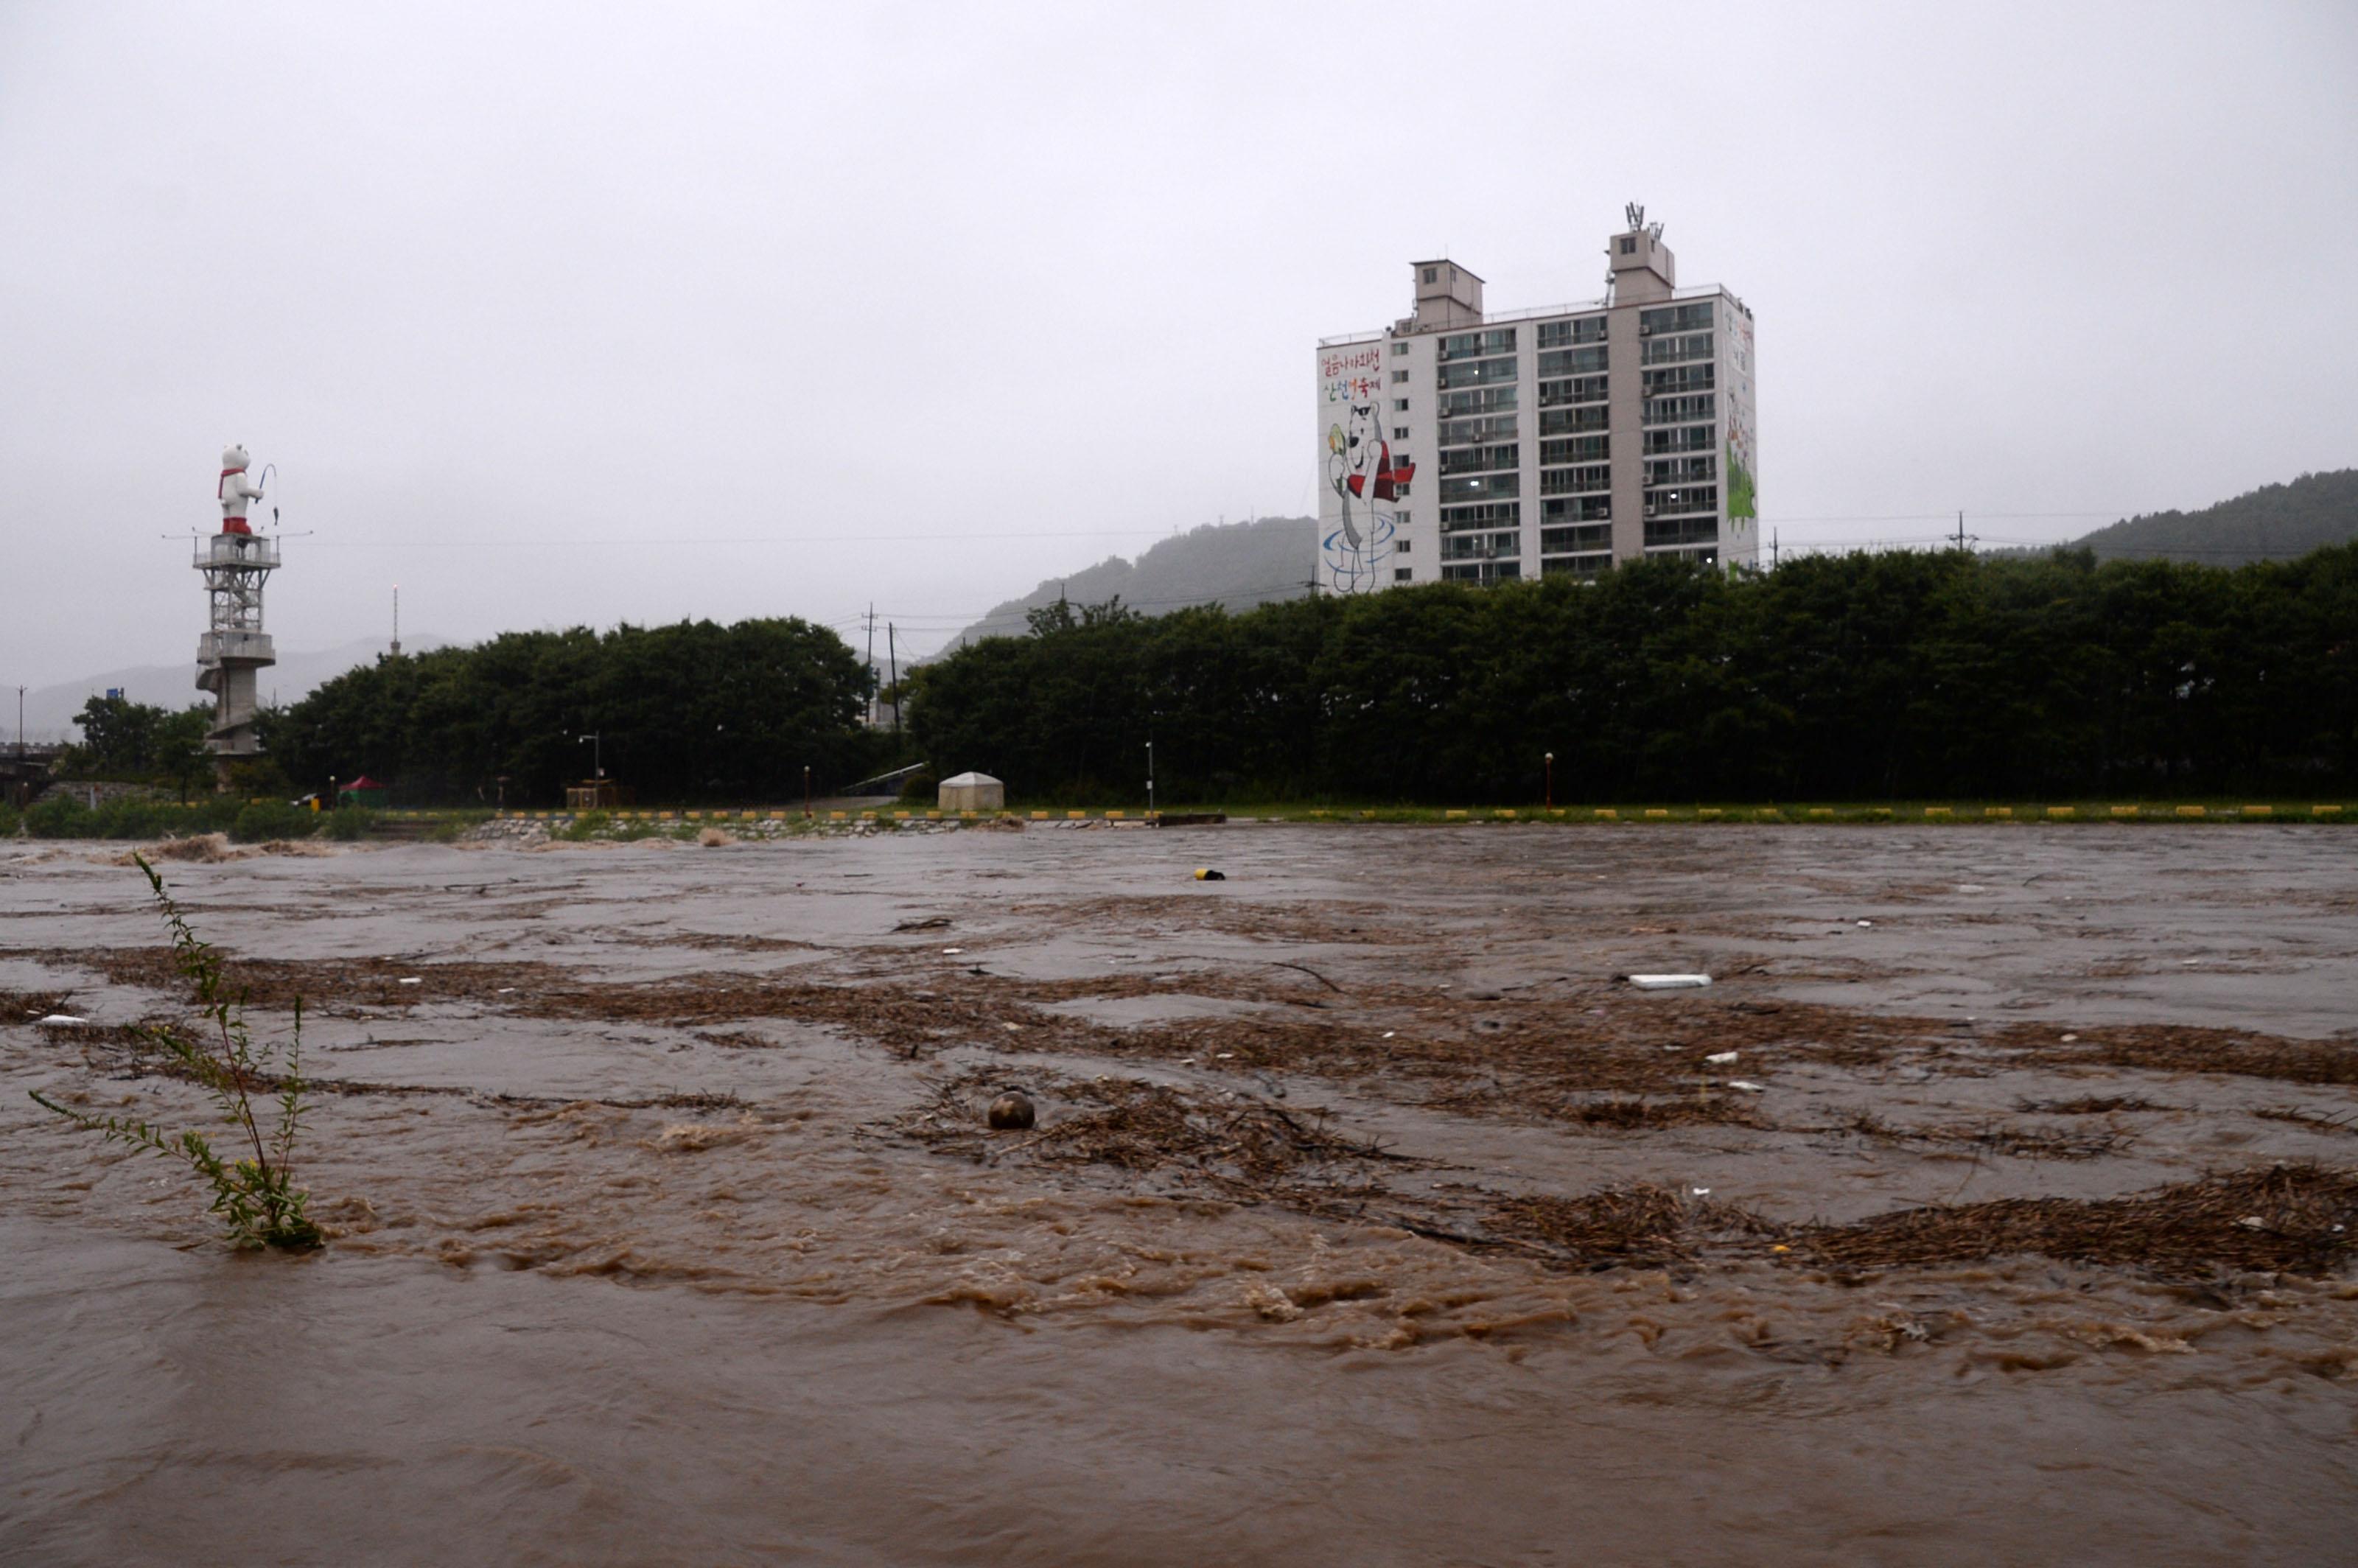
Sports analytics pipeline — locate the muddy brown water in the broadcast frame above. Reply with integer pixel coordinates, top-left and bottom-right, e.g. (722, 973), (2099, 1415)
(4, 824), (2357, 1564)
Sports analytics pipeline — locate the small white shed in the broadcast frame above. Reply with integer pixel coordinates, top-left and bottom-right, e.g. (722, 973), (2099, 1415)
(938, 771), (1004, 812)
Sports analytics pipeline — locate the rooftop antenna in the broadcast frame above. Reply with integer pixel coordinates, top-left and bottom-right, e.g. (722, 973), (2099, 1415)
(1624, 201), (1645, 231)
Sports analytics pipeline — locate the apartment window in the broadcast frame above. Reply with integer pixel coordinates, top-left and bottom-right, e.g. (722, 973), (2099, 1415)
(1390, 369), (1410, 384)
(1539, 406), (1608, 437)
(1642, 363), (1716, 398)
(1436, 386), (1517, 418)
(1644, 485), (1719, 517)
(1644, 517), (1720, 549)
(1440, 501), (1521, 531)
(1393, 427), (1409, 440)
(1542, 553), (1612, 578)
(1437, 328), (1517, 362)
(1542, 494), (1612, 524)
(1642, 424), (1714, 455)
(1539, 463), (1611, 496)
(1441, 529), (1519, 561)
(1423, 267), (1438, 283)
(1539, 435), (1609, 466)
(1537, 375), (1607, 407)
(1438, 442), (1518, 477)
(1394, 567), (1414, 581)
(1436, 357), (1518, 391)
(1618, 237), (1636, 254)
(1642, 393), (1717, 427)
(1438, 413), (1518, 447)
(1641, 332), (1713, 365)
(1536, 346), (1608, 377)
(1638, 301), (1715, 336)
(1441, 559), (1522, 584)
(1438, 472), (1520, 503)
(1541, 523), (1613, 555)
(1392, 398), (1409, 411)
(1536, 316), (1608, 349)
(1396, 538), (1410, 553)
(1391, 340), (1410, 355)
(1644, 455), (1717, 488)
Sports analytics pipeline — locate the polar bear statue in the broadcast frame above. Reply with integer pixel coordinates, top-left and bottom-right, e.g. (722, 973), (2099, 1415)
(218, 444), (265, 534)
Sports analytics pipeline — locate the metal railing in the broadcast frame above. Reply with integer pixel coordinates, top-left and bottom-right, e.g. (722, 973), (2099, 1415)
(1318, 283), (1738, 347)
(192, 534), (281, 571)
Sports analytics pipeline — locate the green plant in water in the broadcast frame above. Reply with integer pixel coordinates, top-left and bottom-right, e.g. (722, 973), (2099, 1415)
(29, 855), (322, 1250)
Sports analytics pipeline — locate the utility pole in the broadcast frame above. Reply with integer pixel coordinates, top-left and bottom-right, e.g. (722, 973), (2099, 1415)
(1770, 528), (1779, 568)
(886, 623), (900, 743)
(864, 603), (876, 728)
(391, 584), (402, 656)
(1954, 510), (1967, 552)
(14, 685), (22, 759)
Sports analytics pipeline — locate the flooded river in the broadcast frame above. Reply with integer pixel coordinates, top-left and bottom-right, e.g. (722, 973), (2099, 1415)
(4, 823), (2355, 1564)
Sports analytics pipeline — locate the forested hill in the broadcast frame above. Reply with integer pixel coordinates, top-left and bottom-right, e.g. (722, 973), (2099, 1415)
(946, 515), (1314, 648)
(2072, 469), (2358, 564)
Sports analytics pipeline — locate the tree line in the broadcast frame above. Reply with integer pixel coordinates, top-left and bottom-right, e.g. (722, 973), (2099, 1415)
(55, 695), (216, 799)
(267, 617), (878, 805)
(903, 547), (2358, 803)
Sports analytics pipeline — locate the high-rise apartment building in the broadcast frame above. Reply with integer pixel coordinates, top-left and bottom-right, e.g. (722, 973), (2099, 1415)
(1315, 208), (1755, 592)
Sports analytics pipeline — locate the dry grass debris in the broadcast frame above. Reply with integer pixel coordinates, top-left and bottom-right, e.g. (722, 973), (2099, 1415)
(1792, 1164), (2358, 1279)
(895, 1070), (1405, 1203)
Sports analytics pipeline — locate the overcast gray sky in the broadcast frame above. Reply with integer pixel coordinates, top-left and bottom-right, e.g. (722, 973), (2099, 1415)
(4, 0), (2354, 692)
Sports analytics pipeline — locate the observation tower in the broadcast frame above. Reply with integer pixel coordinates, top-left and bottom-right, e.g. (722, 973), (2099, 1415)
(195, 443), (279, 790)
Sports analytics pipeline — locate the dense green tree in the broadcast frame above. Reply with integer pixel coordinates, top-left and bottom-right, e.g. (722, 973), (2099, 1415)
(905, 547), (2358, 803)
(274, 617), (875, 805)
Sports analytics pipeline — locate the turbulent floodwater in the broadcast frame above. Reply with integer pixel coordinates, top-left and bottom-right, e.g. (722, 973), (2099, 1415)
(4, 823), (2357, 1565)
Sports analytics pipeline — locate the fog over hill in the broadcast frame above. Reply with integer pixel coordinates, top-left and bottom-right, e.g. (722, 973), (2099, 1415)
(2068, 469), (2358, 566)
(945, 516), (1316, 648)
(18, 636), (443, 743)
(942, 472), (2358, 654)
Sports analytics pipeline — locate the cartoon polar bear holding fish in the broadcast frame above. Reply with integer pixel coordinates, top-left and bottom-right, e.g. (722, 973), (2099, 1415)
(1324, 402), (1413, 592)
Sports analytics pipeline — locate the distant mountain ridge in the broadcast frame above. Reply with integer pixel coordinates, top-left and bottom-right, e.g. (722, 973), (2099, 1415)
(2071, 469), (2358, 565)
(945, 516), (1315, 648)
(21, 636), (445, 742)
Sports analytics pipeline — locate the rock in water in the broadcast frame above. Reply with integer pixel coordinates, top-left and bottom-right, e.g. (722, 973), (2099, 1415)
(987, 1091), (1036, 1131)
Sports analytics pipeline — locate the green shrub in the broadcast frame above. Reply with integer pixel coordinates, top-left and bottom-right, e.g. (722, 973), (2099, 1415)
(25, 795), (91, 838)
(425, 809), (492, 843)
(561, 809), (611, 841)
(230, 801), (319, 843)
(85, 798), (181, 839)
(321, 807), (375, 841)
(898, 771), (939, 803)
(0, 801), (19, 837)
(30, 855), (319, 1250)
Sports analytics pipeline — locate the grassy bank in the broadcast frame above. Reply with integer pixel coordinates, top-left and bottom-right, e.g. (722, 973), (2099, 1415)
(9, 797), (2348, 842)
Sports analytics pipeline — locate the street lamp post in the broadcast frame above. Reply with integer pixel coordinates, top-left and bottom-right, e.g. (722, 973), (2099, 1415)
(1544, 752), (1554, 811)
(578, 732), (604, 779)
(803, 764), (812, 821)
(1146, 740), (1155, 817)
